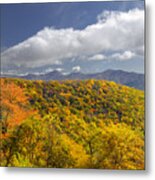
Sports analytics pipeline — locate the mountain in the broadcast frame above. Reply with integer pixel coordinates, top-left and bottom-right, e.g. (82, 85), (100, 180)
(89, 70), (144, 90)
(23, 70), (64, 80)
(1, 69), (144, 90)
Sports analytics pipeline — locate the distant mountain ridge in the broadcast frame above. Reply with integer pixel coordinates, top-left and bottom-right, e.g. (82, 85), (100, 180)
(1, 69), (144, 90)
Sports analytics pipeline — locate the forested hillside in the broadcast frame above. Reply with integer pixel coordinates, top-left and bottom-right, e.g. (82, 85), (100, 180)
(0, 78), (144, 169)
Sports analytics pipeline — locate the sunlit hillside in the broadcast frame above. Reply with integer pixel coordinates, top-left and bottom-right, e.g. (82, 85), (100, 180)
(0, 78), (144, 169)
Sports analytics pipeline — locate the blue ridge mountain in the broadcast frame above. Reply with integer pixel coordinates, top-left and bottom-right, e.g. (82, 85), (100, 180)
(1, 69), (144, 90)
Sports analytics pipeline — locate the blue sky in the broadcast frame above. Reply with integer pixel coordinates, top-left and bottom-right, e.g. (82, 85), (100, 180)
(1, 1), (145, 75)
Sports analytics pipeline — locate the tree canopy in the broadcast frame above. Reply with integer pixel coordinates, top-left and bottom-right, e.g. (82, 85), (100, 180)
(0, 78), (144, 169)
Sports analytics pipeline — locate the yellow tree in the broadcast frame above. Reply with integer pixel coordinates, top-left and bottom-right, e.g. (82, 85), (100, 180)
(93, 123), (144, 170)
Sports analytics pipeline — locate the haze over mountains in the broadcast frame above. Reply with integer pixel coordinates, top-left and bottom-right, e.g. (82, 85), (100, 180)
(2, 69), (144, 90)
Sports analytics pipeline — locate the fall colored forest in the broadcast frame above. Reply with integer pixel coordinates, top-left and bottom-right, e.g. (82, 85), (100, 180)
(0, 78), (144, 169)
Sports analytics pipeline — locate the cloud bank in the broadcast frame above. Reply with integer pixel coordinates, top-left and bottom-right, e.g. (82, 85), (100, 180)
(1, 8), (144, 74)
(72, 66), (81, 72)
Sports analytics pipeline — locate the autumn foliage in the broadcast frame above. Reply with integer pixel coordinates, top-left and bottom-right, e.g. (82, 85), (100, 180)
(0, 79), (30, 137)
(0, 78), (144, 169)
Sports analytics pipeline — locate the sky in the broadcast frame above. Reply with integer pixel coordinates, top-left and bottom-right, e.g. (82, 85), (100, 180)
(1, 0), (145, 75)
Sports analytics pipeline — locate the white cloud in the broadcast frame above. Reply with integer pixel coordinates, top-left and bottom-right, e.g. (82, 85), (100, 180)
(72, 66), (81, 72)
(41, 67), (63, 74)
(44, 67), (54, 73)
(111, 51), (135, 60)
(1, 8), (144, 73)
(88, 54), (106, 61)
(55, 68), (63, 72)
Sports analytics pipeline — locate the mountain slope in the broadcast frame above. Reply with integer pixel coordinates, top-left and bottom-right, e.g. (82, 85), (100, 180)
(2, 69), (144, 90)
(90, 70), (144, 90)
(5, 78), (144, 129)
(1, 78), (144, 169)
